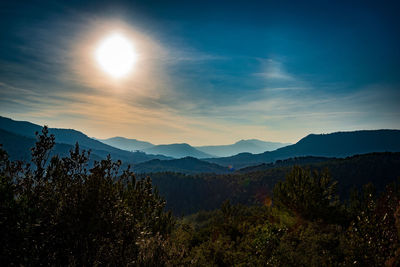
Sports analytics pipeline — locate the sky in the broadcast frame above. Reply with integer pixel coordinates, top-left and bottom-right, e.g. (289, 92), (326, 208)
(0, 0), (399, 145)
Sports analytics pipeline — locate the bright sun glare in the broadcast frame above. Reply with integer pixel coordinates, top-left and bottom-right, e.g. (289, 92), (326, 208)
(95, 33), (137, 78)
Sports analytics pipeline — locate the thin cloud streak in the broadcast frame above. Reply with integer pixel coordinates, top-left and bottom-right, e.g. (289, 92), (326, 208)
(1, 8), (399, 145)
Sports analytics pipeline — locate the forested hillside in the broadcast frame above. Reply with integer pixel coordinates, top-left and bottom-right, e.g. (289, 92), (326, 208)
(144, 152), (400, 215)
(1, 127), (400, 265)
(133, 157), (230, 174)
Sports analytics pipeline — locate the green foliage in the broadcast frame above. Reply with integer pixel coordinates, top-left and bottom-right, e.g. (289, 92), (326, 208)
(270, 222), (344, 266)
(144, 153), (400, 216)
(164, 165), (400, 266)
(1, 127), (400, 265)
(273, 166), (341, 223)
(0, 127), (174, 265)
(341, 183), (400, 266)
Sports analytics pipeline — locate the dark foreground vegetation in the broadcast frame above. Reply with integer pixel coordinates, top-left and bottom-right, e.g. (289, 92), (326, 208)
(1, 127), (400, 266)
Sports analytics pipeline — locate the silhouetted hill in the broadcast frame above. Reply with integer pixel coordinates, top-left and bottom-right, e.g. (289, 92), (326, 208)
(0, 129), (103, 163)
(133, 156), (229, 174)
(236, 156), (334, 173)
(205, 130), (400, 168)
(0, 116), (169, 164)
(99, 137), (154, 151)
(143, 143), (214, 158)
(195, 139), (290, 157)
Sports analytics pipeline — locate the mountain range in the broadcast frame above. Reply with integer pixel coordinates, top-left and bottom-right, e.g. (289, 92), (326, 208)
(99, 137), (289, 158)
(142, 143), (213, 158)
(98, 136), (154, 151)
(1, 116), (400, 174)
(0, 116), (170, 164)
(205, 130), (400, 168)
(195, 139), (290, 157)
(131, 128), (400, 172)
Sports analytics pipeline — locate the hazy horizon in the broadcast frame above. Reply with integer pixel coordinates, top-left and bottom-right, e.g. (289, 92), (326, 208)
(1, 0), (399, 146)
(3, 115), (400, 147)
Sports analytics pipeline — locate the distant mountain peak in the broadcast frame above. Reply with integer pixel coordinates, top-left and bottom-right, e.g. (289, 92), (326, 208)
(196, 139), (290, 157)
(143, 143), (213, 159)
(99, 136), (154, 151)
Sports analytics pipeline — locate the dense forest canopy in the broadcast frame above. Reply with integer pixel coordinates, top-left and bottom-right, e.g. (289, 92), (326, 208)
(142, 152), (400, 215)
(1, 127), (400, 265)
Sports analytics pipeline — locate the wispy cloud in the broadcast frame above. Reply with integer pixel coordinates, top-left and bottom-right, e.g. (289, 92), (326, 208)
(1, 9), (399, 146)
(253, 58), (294, 80)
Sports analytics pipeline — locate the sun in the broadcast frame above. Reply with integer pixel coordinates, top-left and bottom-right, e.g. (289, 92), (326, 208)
(95, 32), (137, 78)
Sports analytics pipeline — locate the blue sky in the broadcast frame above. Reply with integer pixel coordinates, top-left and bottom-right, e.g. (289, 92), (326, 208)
(0, 0), (399, 145)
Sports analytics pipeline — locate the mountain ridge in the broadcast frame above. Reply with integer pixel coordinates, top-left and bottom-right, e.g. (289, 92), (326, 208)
(143, 143), (214, 159)
(204, 129), (400, 168)
(0, 116), (170, 164)
(133, 156), (230, 174)
(195, 139), (290, 157)
(98, 136), (290, 158)
(99, 136), (154, 151)
(2, 116), (400, 171)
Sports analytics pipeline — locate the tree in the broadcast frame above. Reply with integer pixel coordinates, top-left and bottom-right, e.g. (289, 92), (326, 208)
(273, 166), (341, 223)
(0, 127), (174, 265)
